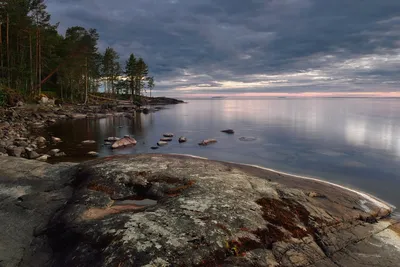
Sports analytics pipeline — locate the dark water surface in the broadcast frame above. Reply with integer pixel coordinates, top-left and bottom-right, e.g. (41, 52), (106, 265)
(40, 98), (400, 207)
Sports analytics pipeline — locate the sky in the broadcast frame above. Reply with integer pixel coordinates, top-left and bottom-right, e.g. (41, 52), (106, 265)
(46, 0), (400, 97)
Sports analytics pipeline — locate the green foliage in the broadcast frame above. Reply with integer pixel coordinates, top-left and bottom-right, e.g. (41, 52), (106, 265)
(0, 0), (155, 104)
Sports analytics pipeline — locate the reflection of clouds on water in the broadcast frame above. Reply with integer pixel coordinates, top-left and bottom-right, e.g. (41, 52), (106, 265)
(345, 114), (400, 159)
(345, 118), (366, 146)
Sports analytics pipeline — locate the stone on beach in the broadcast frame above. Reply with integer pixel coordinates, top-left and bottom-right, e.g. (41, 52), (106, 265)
(163, 133), (174, 137)
(36, 154), (50, 161)
(51, 136), (62, 143)
(178, 136), (187, 143)
(111, 136), (137, 149)
(48, 149), (60, 156)
(35, 136), (47, 144)
(198, 139), (217, 146)
(221, 129), (235, 134)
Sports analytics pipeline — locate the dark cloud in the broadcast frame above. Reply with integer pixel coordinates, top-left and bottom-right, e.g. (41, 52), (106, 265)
(47, 0), (400, 95)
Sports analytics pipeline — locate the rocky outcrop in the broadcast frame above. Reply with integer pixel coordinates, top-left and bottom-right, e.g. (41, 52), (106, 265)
(1, 154), (399, 267)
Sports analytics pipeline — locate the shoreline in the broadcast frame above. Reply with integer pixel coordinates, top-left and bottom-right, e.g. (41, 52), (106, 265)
(169, 153), (395, 212)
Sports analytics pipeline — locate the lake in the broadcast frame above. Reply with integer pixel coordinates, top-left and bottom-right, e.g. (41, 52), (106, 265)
(40, 98), (400, 208)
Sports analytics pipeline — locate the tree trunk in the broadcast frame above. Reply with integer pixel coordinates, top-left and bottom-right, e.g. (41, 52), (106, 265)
(84, 57), (88, 104)
(6, 14), (10, 88)
(29, 31), (33, 95)
(0, 22), (3, 81)
(38, 29), (41, 96)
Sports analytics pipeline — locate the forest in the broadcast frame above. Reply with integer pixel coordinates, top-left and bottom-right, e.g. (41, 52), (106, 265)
(0, 0), (155, 106)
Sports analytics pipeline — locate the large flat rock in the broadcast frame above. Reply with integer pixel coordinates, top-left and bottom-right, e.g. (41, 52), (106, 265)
(0, 154), (399, 266)
(44, 154), (400, 267)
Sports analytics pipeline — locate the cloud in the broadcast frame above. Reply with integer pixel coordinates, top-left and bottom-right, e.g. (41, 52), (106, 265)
(46, 0), (400, 96)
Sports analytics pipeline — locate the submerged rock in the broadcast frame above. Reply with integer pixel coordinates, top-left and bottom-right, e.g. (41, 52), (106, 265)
(150, 146), (159, 150)
(198, 139), (217, 146)
(221, 129), (235, 134)
(239, 136), (257, 142)
(111, 136), (137, 149)
(82, 140), (96, 144)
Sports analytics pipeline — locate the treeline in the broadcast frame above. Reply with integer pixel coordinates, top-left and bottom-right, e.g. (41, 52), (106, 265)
(0, 0), (155, 105)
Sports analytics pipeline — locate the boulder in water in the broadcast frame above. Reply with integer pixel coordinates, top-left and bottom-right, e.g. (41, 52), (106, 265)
(198, 139), (217, 146)
(163, 133), (174, 137)
(111, 137), (137, 149)
(221, 129), (235, 134)
(82, 140), (96, 144)
(178, 136), (187, 143)
(157, 141), (168, 146)
(160, 137), (172, 142)
(104, 137), (120, 142)
(88, 151), (99, 156)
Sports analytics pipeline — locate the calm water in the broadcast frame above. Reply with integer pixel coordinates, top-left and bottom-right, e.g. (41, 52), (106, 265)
(40, 98), (400, 207)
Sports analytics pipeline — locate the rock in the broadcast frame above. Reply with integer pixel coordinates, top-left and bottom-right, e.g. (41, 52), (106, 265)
(7, 146), (25, 157)
(36, 154), (50, 161)
(39, 96), (49, 104)
(82, 140), (96, 144)
(221, 129), (235, 134)
(151, 146), (159, 150)
(35, 136), (47, 144)
(111, 137), (137, 149)
(178, 136), (187, 143)
(51, 136), (62, 143)
(239, 136), (257, 142)
(104, 141), (112, 146)
(0, 152), (8, 156)
(124, 113), (134, 119)
(157, 141), (168, 146)
(104, 137), (120, 142)
(27, 150), (40, 159)
(163, 133), (174, 137)
(55, 152), (66, 157)
(47, 119), (57, 124)
(142, 108), (149, 114)
(160, 137), (173, 142)
(88, 151), (99, 156)
(14, 140), (28, 147)
(16, 101), (24, 107)
(307, 191), (326, 198)
(48, 149), (60, 156)
(198, 139), (217, 146)
(124, 135), (131, 138)
(38, 154), (399, 267)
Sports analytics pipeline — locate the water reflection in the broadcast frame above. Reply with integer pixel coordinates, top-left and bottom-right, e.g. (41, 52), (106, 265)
(42, 98), (400, 207)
